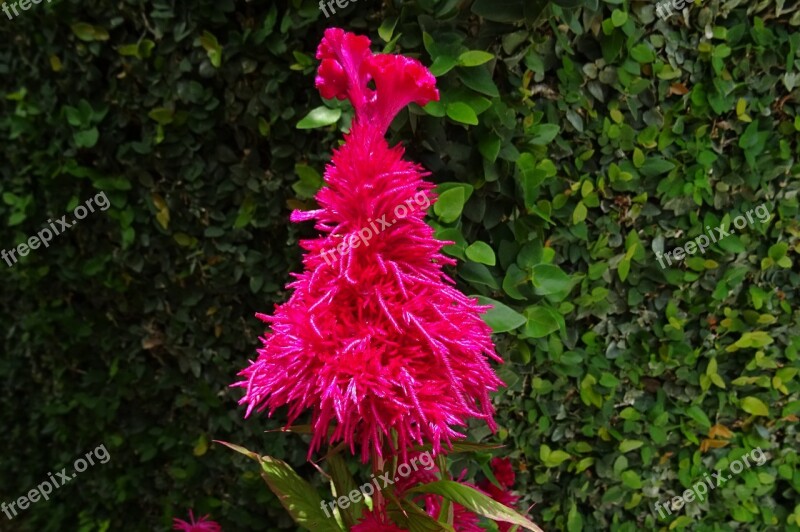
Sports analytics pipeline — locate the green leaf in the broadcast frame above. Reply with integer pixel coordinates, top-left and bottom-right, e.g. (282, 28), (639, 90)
(200, 31), (222, 68)
(407, 481), (543, 532)
(572, 202), (587, 224)
(618, 257), (631, 282)
(457, 67), (500, 97)
(74, 128), (99, 148)
(620, 470), (642, 489)
(474, 296), (526, 333)
(148, 108), (174, 126)
(741, 396), (769, 416)
(524, 306), (560, 338)
(726, 331), (775, 352)
(629, 44), (655, 63)
(327, 454), (364, 527)
(531, 264), (572, 296)
(391, 498), (454, 532)
(459, 262), (499, 289)
(479, 134), (502, 162)
(215, 440), (262, 461)
(768, 242), (788, 260)
(8, 211), (26, 225)
(465, 241), (496, 265)
(528, 124), (560, 145)
(234, 195), (255, 229)
(640, 158), (675, 176)
(297, 106), (342, 129)
(471, 0), (526, 23)
(71, 22), (96, 41)
(411, 440), (505, 454)
(446, 103), (479, 126)
(173, 233), (197, 247)
(259, 456), (343, 531)
(686, 405), (711, 429)
(430, 56), (459, 77)
(193, 434), (209, 456)
(378, 16), (399, 42)
(619, 440), (643, 453)
(71, 23), (109, 42)
(217, 441), (344, 532)
(434, 187), (465, 223)
(567, 502), (584, 532)
(580, 375), (603, 408)
(459, 51), (494, 67)
(293, 164), (323, 199)
(540, 444), (572, 467)
(258, 117), (271, 137)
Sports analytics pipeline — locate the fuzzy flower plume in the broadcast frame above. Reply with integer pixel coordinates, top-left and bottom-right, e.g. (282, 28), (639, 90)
(172, 510), (221, 532)
(235, 28), (503, 462)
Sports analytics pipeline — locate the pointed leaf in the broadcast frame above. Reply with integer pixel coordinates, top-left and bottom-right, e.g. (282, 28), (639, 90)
(741, 396), (769, 416)
(446, 102), (479, 125)
(407, 481), (543, 532)
(217, 441), (344, 531)
(459, 51), (494, 67)
(327, 454), (364, 527)
(474, 296), (526, 333)
(434, 187), (465, 223)
(297, 106), (342, 129)
(259, 455), (344, 531)
(465, 241), (496, 265)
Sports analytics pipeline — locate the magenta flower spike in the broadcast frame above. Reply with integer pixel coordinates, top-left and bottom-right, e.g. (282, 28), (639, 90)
(172, 510), (222, 532)
(234, 28), (504, 462)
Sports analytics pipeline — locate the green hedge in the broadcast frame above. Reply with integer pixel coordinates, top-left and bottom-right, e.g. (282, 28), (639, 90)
(1, 0), (799, 530)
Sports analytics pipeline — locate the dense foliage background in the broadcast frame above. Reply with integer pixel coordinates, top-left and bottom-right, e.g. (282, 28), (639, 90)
(1, 0), (799, 530)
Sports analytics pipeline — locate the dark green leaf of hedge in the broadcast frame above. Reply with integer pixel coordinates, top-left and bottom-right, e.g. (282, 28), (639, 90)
(531, 264), (572, 296)
(459, 51), (494, 67)
(640, 158), (675, 176)
(471, 0), (525, 22)
(446, 102), (479, 125)
(528, 124), (560, 145)
(466, 241), (496, 265)
(297, 107), (341, 129)
(475, 296), (526, 333)
(434, 187), (465, 223)
(457, 67), (500, 97)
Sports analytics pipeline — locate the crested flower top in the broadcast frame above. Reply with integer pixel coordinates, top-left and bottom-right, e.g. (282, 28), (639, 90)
(314, 28), (439, 135)
(235, 29), (502, 463)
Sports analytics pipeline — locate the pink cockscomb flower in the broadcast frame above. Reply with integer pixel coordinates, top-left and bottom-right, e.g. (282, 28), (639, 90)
(488, 457), (516, 489)
(479, 459), (522, 532)
(172, 510), (221, 532)
(352, 508), (409, 531)
(235, 28), (503, 462)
